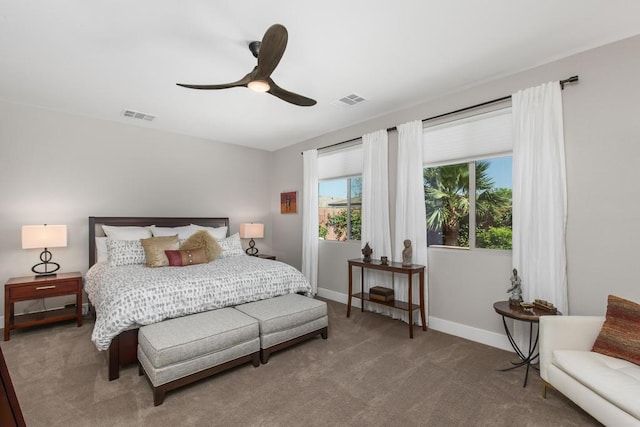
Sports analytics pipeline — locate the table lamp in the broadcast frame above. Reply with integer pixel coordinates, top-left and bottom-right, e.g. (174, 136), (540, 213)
(239, 223), (264, 256)
(22, 224), (67, 276)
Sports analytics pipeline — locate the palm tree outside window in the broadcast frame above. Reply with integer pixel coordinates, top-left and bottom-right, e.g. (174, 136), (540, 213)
(424, 156), (512, 250)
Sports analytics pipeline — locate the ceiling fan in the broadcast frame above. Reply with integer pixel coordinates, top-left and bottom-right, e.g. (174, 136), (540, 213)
(177, 24), (316, 107)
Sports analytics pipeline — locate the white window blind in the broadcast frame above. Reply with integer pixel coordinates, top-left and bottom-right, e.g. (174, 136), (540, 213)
(423, 108), (512, 166)
(318, 143), (363, 180)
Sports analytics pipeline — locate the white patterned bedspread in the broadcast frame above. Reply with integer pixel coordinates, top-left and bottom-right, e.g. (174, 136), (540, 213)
(85, 256), (311, 351)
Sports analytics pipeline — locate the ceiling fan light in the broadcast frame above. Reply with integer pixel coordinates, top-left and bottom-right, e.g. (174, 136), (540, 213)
(248, 80), (270, 93)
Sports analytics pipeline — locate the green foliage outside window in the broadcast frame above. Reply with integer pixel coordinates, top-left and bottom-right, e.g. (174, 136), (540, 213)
(326, 208), (361, 241)
(319, 224), (328, 239)
(424, 159), (512, 250)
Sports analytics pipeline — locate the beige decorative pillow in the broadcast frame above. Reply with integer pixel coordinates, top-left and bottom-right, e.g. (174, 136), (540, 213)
(180, 230), (222, 262)
(140, 235), (180, 267)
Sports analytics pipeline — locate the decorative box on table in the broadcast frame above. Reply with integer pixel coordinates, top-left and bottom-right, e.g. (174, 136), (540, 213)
(369, 286), (394, 302)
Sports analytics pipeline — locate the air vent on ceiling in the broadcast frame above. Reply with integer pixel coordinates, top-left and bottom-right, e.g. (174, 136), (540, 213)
(121, 109), (156, 121)
(330, 93), (367, 108)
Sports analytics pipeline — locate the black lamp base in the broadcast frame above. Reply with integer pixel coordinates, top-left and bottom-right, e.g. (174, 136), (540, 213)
(31, 248), (61, 276)
(245, 238), (259, 256)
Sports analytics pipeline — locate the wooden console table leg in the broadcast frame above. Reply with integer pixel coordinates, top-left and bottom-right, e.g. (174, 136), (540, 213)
(419, 270), (427, 331)
(360, 266), (364, 313)
(347, 264), (353, 318)
(408, 273), (414, 339)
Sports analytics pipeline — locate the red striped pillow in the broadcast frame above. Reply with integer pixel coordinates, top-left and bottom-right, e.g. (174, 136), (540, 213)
(165, 248), (208, 267)
(592, 295), (640, 365)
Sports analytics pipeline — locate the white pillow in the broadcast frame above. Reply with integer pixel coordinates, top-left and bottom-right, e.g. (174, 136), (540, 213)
(191, 224), (228, 240)
(151, 225), (198, 240)
(106, 239), (146, 267)
(102, 225), (152, 240)
(217, 233), (245, 258)
(96, 237), (108, 263)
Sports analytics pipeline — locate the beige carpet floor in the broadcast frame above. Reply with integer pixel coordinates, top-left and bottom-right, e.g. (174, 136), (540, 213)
(1, 299), (600, 427)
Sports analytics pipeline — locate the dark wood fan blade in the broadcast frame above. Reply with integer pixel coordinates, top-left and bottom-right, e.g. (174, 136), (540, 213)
(267, 78), (316, 107)
(255, 24), (288, 80)
(176, 72), (252, 90)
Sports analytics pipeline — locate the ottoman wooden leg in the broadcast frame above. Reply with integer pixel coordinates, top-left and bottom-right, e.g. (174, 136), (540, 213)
(261, 349), (271, 365)
(153, 387), (166, 406)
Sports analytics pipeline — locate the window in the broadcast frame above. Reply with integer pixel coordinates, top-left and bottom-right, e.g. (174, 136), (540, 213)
(318, 177), (362, 241)
(424, 162), (470, 247)
(422, 108), (512, 250)
(317, 143), (363, 242)
(424, 156), (512, 249)
(475, 156), (512, 249)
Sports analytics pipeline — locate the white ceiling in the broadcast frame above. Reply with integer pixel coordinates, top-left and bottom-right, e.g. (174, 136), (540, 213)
(2, 1), (640, 152)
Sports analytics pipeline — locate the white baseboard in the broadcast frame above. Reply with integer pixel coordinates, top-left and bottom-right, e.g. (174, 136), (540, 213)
(317, 287), (360, 307)
(317, 286), (512, 352)
(427, 316), (512, 352)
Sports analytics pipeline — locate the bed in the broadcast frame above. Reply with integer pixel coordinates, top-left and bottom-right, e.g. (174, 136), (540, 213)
(86, 216), (311, 380)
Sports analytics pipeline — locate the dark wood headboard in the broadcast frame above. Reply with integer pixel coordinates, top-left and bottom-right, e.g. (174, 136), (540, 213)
(88, 216), (230, 267)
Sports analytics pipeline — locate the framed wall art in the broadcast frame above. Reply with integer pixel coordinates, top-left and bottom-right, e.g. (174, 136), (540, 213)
(280, 191), (297, 214)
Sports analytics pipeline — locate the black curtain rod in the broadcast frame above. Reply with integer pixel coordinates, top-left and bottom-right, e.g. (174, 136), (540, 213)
(301, 75), (578, 155)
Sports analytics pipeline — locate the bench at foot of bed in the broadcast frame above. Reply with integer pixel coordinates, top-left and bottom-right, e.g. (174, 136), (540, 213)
(137, 308), (260, 406)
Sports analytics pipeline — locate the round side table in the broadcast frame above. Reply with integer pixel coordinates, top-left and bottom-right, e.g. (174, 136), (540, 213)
(493, 301), (561, 387)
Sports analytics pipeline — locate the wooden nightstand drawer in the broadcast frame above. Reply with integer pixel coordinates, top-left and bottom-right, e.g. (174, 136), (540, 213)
(9, 279), (79, 300)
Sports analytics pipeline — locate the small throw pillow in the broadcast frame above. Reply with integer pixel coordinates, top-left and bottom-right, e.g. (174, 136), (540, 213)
(592, 295), (640, 365)
(106, 239), (146, 267)
(165, 248), (208, 266)
(141, 235), (180, 267)
(180, 230), (222, 262)
(217, 233), (245, 258)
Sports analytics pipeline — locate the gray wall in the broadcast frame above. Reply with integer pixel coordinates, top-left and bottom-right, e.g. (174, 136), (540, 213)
(0, 101), (273, 316)
(270, 35), (640, 346)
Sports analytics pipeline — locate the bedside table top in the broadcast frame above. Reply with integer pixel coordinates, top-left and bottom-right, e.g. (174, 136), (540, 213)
(256, 254), (276, 260)
(6, 272), (82, 286)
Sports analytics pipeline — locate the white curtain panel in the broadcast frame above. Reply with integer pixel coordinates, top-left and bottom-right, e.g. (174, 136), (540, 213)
(512, 82), (568, 350)
(394, 120), (428, 325)
(361, 129), (392, 312)
(302, 149), (319, 295)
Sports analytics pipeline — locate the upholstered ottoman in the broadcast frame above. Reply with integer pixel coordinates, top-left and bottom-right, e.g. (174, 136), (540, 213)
(235, 294), (328, 364)
(138, 308), (260, 406)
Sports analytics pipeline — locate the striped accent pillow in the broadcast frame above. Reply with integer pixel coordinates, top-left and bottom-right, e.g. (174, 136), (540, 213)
(165, 248), (208, 267)
(592, 295), (640, 365)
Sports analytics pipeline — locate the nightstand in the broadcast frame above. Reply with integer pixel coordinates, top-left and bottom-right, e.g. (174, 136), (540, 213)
(256, 254), (276, 260)
(4, 272), (83, 341)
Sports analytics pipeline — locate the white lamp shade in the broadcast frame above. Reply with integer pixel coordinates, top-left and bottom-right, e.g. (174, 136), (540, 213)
(22, 225), (67, 249)
(239, 223), (264, 239)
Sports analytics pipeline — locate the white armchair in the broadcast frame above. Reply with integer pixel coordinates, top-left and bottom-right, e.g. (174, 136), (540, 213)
(539, 316), (640, 426)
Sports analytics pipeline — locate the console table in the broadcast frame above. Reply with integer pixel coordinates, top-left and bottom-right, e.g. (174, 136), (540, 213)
(347, 258), (427, 338)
